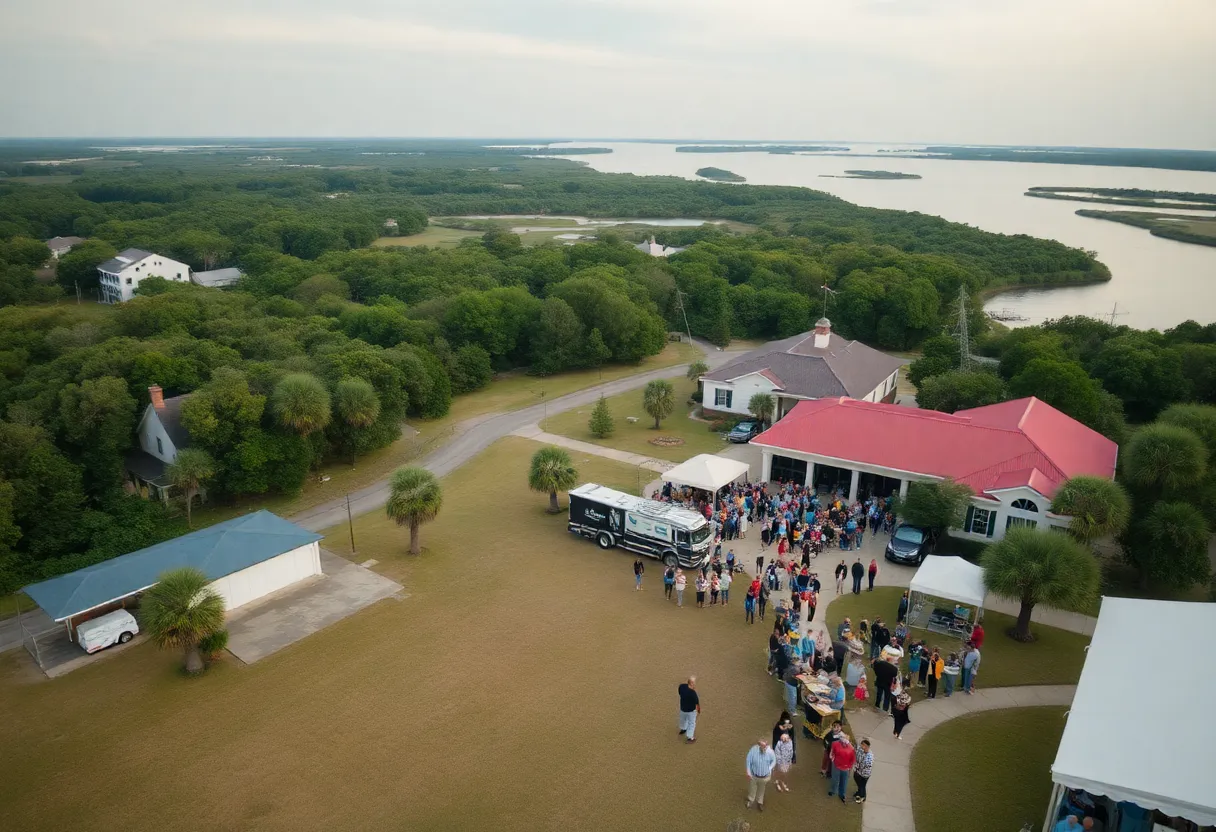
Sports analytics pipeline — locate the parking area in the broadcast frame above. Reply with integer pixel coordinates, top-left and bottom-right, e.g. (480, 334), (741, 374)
(225, 549), (403, 664)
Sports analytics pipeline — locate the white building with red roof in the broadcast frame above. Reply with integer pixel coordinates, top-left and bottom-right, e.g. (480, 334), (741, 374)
(751, 396), (1118, 542)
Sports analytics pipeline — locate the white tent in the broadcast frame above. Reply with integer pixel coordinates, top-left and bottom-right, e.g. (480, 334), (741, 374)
(906, 556), (987, 633)
(663, 454), (750, 494)
(1045, 598), (1216, 830)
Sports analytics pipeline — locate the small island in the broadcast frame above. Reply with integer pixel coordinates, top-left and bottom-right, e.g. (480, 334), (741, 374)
(1075, 209), (1216, 248)
(820, 170), (921, 180)
(695, 167), (746, 182)
(677, 145), (849, 154)
(1026, 186), (1216, 211)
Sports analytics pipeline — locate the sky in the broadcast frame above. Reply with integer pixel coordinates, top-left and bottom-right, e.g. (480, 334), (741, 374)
(0, 0), (1213, 148)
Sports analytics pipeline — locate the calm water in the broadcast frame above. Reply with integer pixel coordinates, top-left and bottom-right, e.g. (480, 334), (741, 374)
(551, 142), (1216, 330)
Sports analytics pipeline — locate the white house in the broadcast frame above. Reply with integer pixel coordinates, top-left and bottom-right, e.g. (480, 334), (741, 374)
(125, 386), (192, 501)
(635, 236), (684, 257)
(751, 396), (1119, 542)
(96, 248), (190, 303)
(45, 236), (85, 259)
(700, 318), (904, 420)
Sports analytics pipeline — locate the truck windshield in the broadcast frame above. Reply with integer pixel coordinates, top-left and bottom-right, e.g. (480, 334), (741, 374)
(691, 524), (712, 545)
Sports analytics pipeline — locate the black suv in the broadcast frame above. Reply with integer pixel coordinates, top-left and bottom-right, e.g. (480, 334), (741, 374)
(884, 524), (934, 565)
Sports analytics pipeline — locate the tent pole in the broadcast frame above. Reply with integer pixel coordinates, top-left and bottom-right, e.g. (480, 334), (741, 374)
(1041, 782), (1061, 832)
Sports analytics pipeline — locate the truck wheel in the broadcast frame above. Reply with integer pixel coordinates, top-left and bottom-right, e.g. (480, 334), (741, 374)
(662, 552), (678, 568)
(118, 631), (133, 644)
(596, 533), (613, 549)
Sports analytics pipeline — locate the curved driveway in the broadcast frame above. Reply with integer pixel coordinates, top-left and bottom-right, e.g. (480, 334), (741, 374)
(291, 339), (738, 532)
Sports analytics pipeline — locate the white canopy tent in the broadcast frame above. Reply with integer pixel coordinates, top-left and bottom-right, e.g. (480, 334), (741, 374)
(663, 454), (750, 495)
(1045, 598), (1216, 831)
(906, 556), (987, 634)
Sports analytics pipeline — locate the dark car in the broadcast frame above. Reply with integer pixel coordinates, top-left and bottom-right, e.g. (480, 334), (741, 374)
(885, 524), (933, 565)
(727, 421), (760, 443)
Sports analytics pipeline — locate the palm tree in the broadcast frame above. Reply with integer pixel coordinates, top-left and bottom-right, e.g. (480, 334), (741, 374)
(686, 360), (709, 383)
(271, 373), (332, 437)
(1123, 423), (1208, 495)
(139, 567), (226, 675)
(166, 448), (215, 528)
(1049, 475), (1131, 544)
(528, 446), (579, 513)
(334, 377), (381, 463)
(643, 379), (675, 430)
(385, 466), (443, 555)
(748, 392), (776, 428)
(980, 528), (1100, 642)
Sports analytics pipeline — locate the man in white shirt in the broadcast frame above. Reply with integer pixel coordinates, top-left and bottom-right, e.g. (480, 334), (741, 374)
(745, 738), (777, 812)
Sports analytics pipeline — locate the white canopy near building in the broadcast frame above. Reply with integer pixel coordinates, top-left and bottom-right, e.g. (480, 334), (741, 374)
(663, 454), (750, 495)
(1045, 598), (1216, 830)
(908, 556), (987, 610)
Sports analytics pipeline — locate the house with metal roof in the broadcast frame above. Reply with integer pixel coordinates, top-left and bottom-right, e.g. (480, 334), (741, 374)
(96, 248), (190, 303)
(23, 510), (323, 638)
(751, 396), (1118, 541)
(191, 267), (242, 288)
(699, 318), (904, 420)
(125, 385), (193, 502)
(44, 235), (86, 259)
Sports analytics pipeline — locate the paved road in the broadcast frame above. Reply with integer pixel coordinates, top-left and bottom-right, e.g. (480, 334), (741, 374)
(291, 338), (740, 533)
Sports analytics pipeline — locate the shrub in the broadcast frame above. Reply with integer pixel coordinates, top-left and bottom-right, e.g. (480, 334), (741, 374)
(198, 628), (230, 661)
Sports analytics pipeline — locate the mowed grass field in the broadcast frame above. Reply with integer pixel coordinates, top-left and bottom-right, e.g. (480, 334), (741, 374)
(827, 587), (1090, 688)
(0, 438), (859, 832)
(911, 706), (1066, 832)
(539, 377), (730, 462)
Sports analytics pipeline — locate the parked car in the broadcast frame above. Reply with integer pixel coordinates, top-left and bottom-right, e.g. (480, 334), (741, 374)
(76, 609), (139, 654)
(885, 524), (934, 565)
(727, 421), (761, 443)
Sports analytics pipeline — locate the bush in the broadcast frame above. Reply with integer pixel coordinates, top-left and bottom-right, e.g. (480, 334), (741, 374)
(589, 396), (614, 438)
(198, 628), (230, 661)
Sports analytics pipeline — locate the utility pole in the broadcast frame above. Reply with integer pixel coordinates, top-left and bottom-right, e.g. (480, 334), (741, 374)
(1106, 303), (1128, 327)
(820, 283), (837, 319)
(346, 494), (356, 555)
(955, 285), (971, 371)
(674, 288), (694, 344)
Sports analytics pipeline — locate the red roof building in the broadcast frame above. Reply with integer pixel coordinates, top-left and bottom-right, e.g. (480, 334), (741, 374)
(752, 396), (1118, 542)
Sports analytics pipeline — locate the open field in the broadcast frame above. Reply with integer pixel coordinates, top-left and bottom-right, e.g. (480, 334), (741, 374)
(911, 706), (1066, 832)
(0, 438), (859, 832)
(539, 377), (730, 463)
(371, 226), (480, 248)
(827, 587), (1089, 688)
(185, 340), (701, 527)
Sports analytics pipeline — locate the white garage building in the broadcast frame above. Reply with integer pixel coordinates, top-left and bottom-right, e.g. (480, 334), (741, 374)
(23, 510), (322, 641)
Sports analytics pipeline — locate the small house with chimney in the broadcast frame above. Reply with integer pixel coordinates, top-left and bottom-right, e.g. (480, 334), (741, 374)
(699, 318), (904, 421)
(124, 385), (194, 502)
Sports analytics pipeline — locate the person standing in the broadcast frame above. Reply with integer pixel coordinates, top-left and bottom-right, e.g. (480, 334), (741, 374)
(970, 621), (986, 649)
(873, 655), (898, 713)
(745, 578), (758, 624)
(633, 558), (645, 591)
(756, 551), (765, 575)
(773, 732), (795, 793)
(806, 587), (818, 624)
(695, 572), (708, 608)
(835, 560), (847, 594)
(710, 572), (720, 606)
(675, 570), (687, 607)
(852, 738), (873, 804)
(867, 559), (878, 591)
(758, 581), (770, 621)
(926, 647), (943, 699)
(772, 711), (797, 764)
(782, 661), (800, 715)
(897, 590), (909, 623)
(917, 642), (931, 688)
(850, 558), (864, 594)
(963, 645), (981, 694)
(827, 734), (856, 804)
(745, 739), (777, 812)
(677, 677), (700, 743)
(663, 565), (675, 600)
(892, 688), (912, 739)
(942, 652), (960, 696)
(719, 568), (732, 605)
(870, 618), (890, 661)
(819, 720), (844, 777)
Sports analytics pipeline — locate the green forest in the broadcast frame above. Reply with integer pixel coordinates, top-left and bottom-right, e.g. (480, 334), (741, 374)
(0, 139), (1117, 592)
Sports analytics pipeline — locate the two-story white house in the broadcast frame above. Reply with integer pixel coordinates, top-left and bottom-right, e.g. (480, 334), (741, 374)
(700, 318), (905, 421)
(97, 249), (191, 304)
(124, 385), (194, 502)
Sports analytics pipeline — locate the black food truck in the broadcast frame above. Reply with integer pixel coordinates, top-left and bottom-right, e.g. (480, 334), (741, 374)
(568, 483), (712, 569)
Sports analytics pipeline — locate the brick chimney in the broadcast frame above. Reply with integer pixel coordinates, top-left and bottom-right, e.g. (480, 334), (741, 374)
(149, 385), (165, 410)
(813, 317), (832, 349)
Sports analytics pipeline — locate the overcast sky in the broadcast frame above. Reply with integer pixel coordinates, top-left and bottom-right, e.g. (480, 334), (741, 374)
(1, 0), (1213, 147)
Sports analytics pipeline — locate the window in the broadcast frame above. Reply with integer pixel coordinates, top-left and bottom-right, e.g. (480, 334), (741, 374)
(714, 388), (733, 409)
(1006, 516), (1038, 531)
(770, 455), (808, 485)
(1011, 499), (1039, 512)
(156, 437), (163, 455)
(125, 278), (132, 285)
(963, 506), (997, 537)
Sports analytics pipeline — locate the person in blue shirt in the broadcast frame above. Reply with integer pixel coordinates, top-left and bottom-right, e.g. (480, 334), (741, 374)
(745, 739), (778, 811)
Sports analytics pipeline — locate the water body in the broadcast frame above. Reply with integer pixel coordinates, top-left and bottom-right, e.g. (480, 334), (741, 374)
(550, 142), (1216, 330)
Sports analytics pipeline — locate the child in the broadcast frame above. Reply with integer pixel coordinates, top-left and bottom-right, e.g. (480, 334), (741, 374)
(908, 642), (922, 686)
(858, 619), (870, 644)
(854, 670), (868, 701)
(710, 572), (720, 605)
(774, 732), (795, 792)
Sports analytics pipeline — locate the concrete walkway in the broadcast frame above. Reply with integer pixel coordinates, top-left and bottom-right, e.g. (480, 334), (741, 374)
(290, 338), (741, 533)
(849, 684), (1077, 832)
(510, 425), (676, 472)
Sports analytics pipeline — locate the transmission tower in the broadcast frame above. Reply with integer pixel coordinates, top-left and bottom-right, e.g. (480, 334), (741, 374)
(955, 285), (971, 370)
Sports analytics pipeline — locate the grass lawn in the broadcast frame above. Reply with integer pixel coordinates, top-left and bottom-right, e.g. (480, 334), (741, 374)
(539, 377), (730, 463)
(372, 226), (480, 248)
(0, 437), (858, 832)
(187, 340), (702, 526)
(911, 706), (1066, 832)
(827, 587), (1090, 688)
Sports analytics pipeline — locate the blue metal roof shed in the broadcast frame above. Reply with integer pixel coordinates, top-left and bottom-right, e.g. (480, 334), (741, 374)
(24, 510), (322, 623)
